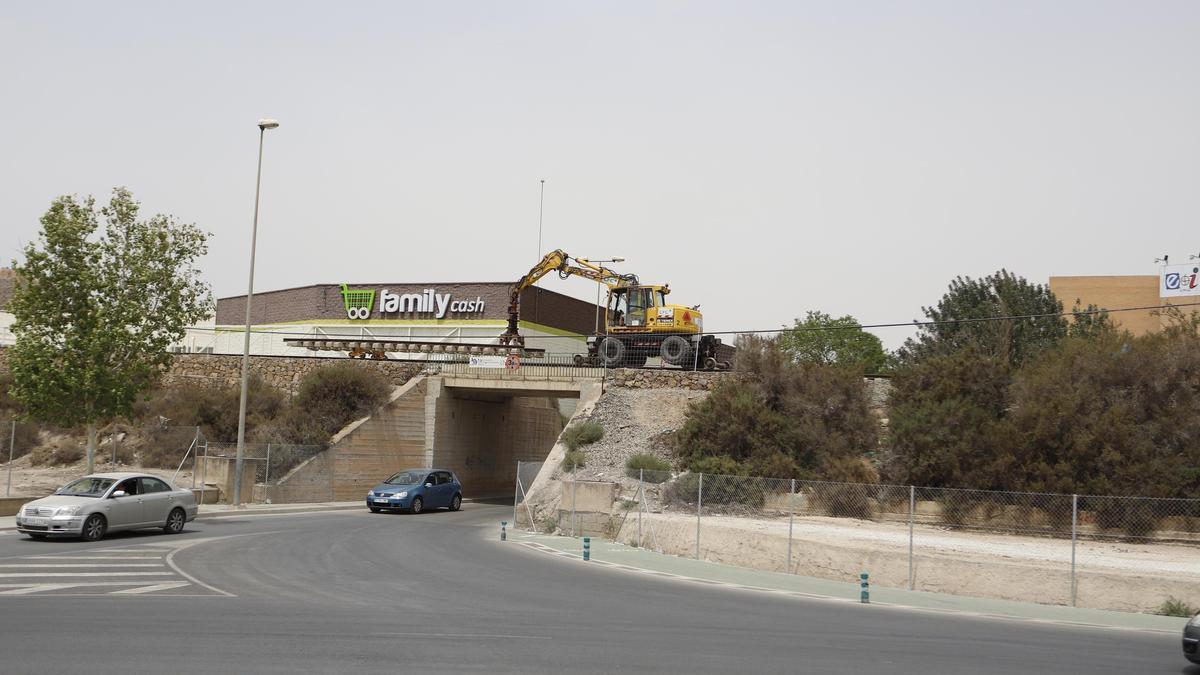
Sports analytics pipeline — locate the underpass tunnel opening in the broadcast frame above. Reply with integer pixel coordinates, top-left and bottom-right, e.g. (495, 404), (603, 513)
(432, 385), (579, 498)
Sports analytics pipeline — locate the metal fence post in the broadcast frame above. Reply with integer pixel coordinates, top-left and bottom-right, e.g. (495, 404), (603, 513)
(639, 468), (644, 547)
(695, 472), (703, 560)
(572, 466), (578, 537)
(264, 443), (272, 504)
(1071, 493), (1078, 607)
(5, 421), (14, 498)
(908, 485), (915, 591)
(513, 461), (521, 531)
(787, 478), (795, 574)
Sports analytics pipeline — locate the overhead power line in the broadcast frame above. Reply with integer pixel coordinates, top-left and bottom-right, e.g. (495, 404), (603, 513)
(174, 301), (1200, 340)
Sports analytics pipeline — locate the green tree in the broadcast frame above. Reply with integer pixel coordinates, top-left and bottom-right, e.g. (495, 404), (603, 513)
(884, 345), (1017, 489)
(900, 269), (1066, 368)
(780, 311), (889, 373)
(675, 335), (879, 481)
(8, 188), (212, 472)
(1010, 322), (1200, 499)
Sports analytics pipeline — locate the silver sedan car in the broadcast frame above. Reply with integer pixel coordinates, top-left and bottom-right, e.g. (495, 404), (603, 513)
(15, 472), (199, 541)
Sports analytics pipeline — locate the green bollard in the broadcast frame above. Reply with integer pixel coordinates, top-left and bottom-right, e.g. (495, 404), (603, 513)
(860, 572), (869, 603)
(500, 521), (507, 541)
(583, 536), (591, 561)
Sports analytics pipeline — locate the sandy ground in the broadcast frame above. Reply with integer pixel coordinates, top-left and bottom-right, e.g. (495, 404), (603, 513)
(0, 453), (197, 497)
(609, 509), (1200, 614)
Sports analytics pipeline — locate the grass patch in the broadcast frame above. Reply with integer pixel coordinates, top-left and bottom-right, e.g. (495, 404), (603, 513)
(30, 439), (84, 467)
(1158, 596), (1198, 617)
(562, 420), (604, 451)
(626, 453), (671, 481)
(561, 450), (586, 471)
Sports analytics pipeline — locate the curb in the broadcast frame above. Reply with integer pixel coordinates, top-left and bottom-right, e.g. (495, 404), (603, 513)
(196, 504), (365, 520)
(506, 535), (1186, 636)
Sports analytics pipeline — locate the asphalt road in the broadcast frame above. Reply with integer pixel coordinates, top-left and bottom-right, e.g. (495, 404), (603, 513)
(0, 502), (1191, 674)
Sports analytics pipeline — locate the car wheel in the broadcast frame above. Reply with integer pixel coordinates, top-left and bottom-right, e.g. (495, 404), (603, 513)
(81, 514), (107, 542)
(409, 496), (423, 514)
(449, 494), (462, 511)
(163, 508), (186, 534)
(369, 507), (381, 513)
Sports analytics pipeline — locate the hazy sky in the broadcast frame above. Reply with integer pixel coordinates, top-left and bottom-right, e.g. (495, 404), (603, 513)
(3, 1), (1198, 348)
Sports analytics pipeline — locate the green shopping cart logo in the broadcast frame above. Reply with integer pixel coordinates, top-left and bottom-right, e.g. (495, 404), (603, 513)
(341, 284), (375, 320)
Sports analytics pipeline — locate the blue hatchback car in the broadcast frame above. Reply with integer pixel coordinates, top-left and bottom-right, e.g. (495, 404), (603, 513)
(367, 469), (462, 514)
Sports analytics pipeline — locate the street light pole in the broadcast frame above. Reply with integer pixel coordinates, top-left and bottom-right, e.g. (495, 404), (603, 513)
(233, 118), (279, 507)
(536, 179), (545, 259)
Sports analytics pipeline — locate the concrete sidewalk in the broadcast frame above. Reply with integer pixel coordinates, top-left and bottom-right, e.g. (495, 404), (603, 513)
(509, 530), (1190, 635)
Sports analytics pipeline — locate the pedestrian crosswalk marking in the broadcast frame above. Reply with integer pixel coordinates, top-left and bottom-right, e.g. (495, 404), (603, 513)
(0, 563), (165, 568)
(109, 581), (190, 594)
(0, 571), (174, 577)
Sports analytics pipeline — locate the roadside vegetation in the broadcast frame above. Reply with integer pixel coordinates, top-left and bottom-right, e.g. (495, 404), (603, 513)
(1159, 597), (1199, 618)
(673, 334), (879, 482)
(625, 453), (671, 480)
(1, 363), (393, 472)
(673, 269), (1200, 537)
(560, 420), (604, 471)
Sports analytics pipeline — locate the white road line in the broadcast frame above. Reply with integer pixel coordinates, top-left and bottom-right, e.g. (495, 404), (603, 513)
(0, 559), (164, 564)
(21, 556), (164, 560)
(369, 633), (552, 640)
(0, 572), (174, 577)
(164, 545), (234, 597)
(0, 582), (174, 588)
(0, 584), (83, 595)
(109, 581), (191, 595)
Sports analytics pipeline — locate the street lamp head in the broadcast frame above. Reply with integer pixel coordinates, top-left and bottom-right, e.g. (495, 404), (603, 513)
(612, 257), (626, 263)
(258, 119), (280, 130)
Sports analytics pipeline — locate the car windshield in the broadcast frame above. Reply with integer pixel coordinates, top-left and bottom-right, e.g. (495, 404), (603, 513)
(385, 471), (426, 485)
(59, 477), (116, 497)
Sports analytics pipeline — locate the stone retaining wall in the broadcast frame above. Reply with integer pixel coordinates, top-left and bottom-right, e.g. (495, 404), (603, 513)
(162, 354), (422, 396)
(607, 368), (731, 391)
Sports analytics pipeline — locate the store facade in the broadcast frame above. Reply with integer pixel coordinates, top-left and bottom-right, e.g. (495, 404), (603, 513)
(180, 281), (599, 358)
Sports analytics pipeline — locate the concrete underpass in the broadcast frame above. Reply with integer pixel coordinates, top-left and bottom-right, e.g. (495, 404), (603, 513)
(267, 371), (602, 502)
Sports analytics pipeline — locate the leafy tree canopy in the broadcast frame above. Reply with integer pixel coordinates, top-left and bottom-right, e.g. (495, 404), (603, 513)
(674, 335), (879, 481)
(780, 310), (890, 373)
(900, 269), (1066, 367)
(9, 188), (212, 472)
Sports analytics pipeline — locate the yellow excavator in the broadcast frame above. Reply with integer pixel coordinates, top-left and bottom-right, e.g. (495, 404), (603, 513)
(499, 249), (730, 369)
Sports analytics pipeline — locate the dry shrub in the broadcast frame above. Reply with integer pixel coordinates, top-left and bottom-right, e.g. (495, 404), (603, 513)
(30, 438), (84, 466)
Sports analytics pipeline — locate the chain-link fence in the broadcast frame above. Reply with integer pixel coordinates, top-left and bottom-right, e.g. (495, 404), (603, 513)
(199, 441), (331, 504)
(514, 461), (1200, 612)
(0, 420), (207, 499)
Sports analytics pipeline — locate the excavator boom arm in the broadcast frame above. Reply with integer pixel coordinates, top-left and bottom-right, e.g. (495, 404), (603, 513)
(499, 249), (637, 345)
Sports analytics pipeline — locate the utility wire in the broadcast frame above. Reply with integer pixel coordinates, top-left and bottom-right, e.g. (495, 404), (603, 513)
(175, 301), (1200, 340)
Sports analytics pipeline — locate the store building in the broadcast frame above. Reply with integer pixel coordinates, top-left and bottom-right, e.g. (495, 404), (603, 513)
(181, 281), (600, 358)
(0, 269), (14, 347)
(1049, 264), (1197, 336)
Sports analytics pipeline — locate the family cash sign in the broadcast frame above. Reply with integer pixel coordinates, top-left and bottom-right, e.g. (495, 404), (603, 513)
(375, 288), (486, 319)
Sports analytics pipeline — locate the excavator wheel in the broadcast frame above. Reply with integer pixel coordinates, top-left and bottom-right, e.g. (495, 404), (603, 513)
(598, 337), (625, 368)
(659, 335), (690, 366)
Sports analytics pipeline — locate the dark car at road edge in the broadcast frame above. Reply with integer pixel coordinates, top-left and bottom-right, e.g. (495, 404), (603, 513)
(366, 469), (462, 514)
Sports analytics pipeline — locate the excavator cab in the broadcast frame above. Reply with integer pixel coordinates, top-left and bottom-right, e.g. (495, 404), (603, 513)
(605, 285), (679, 332)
